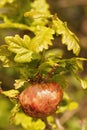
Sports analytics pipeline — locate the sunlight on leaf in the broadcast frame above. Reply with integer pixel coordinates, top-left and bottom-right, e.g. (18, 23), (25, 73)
(0, 0), (14, 7)
(5, 35), (34, 63)
(14, 50), (33, 63)
(47, 116), (56, 129)
(30, 26), (54, 52)
(14, 79), (27, 89)
(5, 35), (31, 53)
(24, 0), (50, 27)
(44, 48), (64, 59)
(2, 89), (19, 98)
(24, 10), (49, 19)
(14, 112), (45, 130)
(80, 79), (87, 89)
(31, 0), (50, 15)
(52, 16), (80, 55)
(10, 103), (20, 123)
(68, 102), (78, 110)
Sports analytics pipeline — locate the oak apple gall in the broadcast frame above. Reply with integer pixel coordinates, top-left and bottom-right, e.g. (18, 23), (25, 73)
(19, 82), (63, 118)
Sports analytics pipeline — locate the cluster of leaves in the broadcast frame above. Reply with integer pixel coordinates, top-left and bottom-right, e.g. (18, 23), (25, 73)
(0, 0), (87, 130)
(0, 15), (86, 87)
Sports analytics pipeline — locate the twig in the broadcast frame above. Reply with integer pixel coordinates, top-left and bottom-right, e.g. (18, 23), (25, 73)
(54, 115), (65, 130)
(44, 63), (58, 82)
(42, 117), (53, 130)
(0, 87), (2, 94)
(60, 109), (78, 125)
(80, 119), (86, 130)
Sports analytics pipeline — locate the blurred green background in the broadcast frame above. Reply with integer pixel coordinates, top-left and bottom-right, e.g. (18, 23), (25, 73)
(0, 0), (87, 130)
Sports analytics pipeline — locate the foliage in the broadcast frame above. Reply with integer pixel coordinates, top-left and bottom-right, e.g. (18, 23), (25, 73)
(2, 89), (19, 98)
(14, 112), (45, 130)
(52, 16), (80, 55)
(0, 95), (12, 128)
(66, 117), (87, 130)
(0, 0), (15, 7)
(0, 0), (87, 130)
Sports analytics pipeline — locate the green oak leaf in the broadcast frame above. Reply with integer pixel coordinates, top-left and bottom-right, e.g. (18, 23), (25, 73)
(14, 79), (27, 89)
(14, 112), (45, 130)
(5, 35), (33, 63)
(31, 0), (50, 16)
(24, 10), (49, 19)
(29, 26), (54, 52)
(52, 16), (80, 55)
(10, 103), (20, 123)
(24, 0), (50, 29)
(38, 61), (55, 75)
(14, 50), (33, 63)
(5, 31), (54, 63)
(2, 89), (19, 98)
(44, 48), (64, 59)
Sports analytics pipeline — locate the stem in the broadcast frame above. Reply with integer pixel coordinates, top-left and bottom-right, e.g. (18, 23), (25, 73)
(44, 63), (58, 81)
(0, 87), (2, 94)
(54, 115), (65, 130)
(80, 119), (86, 130)
(42, 117), (53, 130)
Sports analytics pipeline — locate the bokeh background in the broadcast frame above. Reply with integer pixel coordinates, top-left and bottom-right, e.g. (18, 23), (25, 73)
(0, 0), (87, 130)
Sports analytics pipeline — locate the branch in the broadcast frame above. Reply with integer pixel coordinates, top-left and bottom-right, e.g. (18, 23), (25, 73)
(54, 115), (65, 130)
(59, 96), (87, 125)
(42, 117), (53, 130)
(44, 63), (58, 82)
(80, 119), (86, 130)
(60, 109), (77, 125)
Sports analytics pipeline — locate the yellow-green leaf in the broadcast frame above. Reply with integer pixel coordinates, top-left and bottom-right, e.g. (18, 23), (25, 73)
(80, 79), (87, 89)
(5, 35), (33, 63)
(0, 0), (14, 7)
(14, 112), (45, 130)
(2, 89), (19, 98)
(14, 79), (27, 89)
(52, 16), (80, 55)
(68, 102), (78, 110)
(30, 26), (54, 52)
(24, 10), (48, 19)
(24, 0), (50, 27)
